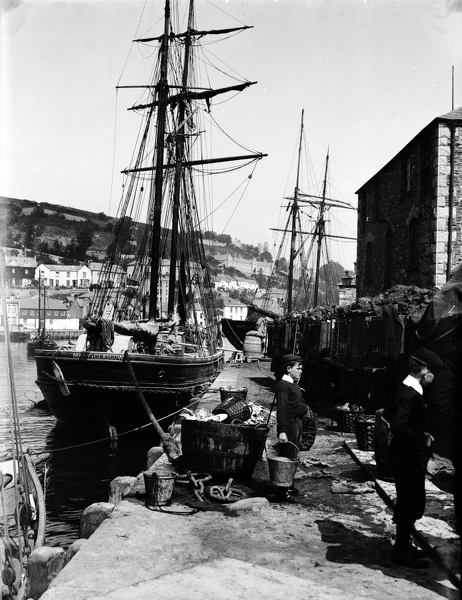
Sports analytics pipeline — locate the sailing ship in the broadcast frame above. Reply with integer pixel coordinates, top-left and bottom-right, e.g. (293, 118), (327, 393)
(27, 273), (58, 355)
(261, 110), (356, 363)
(34, 0), (266, 434)
(1, 254), (48, 599)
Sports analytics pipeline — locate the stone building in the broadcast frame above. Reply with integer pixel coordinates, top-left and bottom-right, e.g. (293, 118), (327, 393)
(2, 251), (37, 287)
(356, 107), (462, 297)
(214, 253), (273, 277)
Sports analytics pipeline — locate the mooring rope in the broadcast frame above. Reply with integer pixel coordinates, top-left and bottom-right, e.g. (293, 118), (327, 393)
(2, 395), (203, 459)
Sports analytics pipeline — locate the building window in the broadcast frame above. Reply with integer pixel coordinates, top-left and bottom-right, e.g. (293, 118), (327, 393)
(420, 130), (432, 197)
(408, 218), (420, 269)
(365, 242), (373, 282)
(22, 309), (27, 316)
(54, 311), (59, 316)
(29, 310), (34, 316)
(384, 230), (393, 290)
(25, 269), (29, 274)
(12, 268), (15, 273)
(401, 153), (411, 196)
(46, 310), (51, 316)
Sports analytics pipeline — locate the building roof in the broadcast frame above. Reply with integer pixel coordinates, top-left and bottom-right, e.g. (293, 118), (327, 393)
(438, 106), (462, 121)
(222, 297), (248, 307)
(356, 106), (462, 193)
(20, 298), (68, 310)
(39, 264), (83, 272)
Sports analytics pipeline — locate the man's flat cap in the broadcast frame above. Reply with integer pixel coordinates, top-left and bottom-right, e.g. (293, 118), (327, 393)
(411, 348), (443, 371)
(281, 354), (302, 367)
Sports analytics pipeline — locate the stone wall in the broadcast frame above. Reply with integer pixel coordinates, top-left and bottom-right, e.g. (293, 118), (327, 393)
(356, 119), (462, 298)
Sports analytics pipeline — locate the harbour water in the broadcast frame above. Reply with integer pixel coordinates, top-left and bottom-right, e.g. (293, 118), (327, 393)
(0, 341), (156, 548)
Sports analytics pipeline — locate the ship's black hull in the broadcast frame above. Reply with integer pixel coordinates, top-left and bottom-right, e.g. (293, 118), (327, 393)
(35, 349), (224, 434)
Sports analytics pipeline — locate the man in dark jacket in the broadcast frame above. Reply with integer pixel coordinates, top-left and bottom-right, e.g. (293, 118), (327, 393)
(386, 348), (443, 568)
(274, 354), (307, 502)
(431, 341), (462, 594)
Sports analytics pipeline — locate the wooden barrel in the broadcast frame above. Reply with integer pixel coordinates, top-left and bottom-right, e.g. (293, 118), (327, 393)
(243, 333), (263, 361)
(374, 409), (394, 481)
(181, 420), (269, 479)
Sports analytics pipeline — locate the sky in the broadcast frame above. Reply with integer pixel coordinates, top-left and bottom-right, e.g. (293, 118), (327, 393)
(1, 0), (462, 272)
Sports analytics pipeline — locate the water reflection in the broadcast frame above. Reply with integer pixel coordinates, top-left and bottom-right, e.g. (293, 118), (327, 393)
(0, 342), (156, 547)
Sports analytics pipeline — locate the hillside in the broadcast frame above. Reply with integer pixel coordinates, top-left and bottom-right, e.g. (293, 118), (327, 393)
(0, 197), (116, 261)
(0, 197), (270, 270)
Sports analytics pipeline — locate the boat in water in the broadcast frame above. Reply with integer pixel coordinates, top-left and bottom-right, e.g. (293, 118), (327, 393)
(261, 110), (356, 365)
(34, 0), (266, 435)
(1, 254), (48, 599)
(26, 275), (58, 355)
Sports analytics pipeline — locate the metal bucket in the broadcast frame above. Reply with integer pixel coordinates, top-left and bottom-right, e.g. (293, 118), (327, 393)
(143, 470), (177, 507)
(267, 441), (299, 487)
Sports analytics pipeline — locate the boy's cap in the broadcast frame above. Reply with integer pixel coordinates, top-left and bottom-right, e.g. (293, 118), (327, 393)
(411, 348), (443, 371)
(281, 354), (302, 367)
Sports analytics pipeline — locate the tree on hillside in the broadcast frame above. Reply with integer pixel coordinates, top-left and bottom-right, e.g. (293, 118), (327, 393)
(275, 257), (288, 272)
(9, 203), (22, 226)
(32, 205), (46, 218)
(52, 240), (63, 256)
(241, 243), (259, 259)
(216, 233), (232, 244)
(319, 260), (345, 286)
(259, 250), (272, 262)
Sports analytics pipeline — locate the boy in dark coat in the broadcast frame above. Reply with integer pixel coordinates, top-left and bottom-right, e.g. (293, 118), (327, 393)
(386, 348), (443, 568)
(274, 354), (307, 502)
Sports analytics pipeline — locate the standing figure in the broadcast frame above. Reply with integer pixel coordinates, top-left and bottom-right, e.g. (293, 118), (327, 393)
(431, 341), (462, 594)
(386, 348), (443, 568)
(274, 354), (307, 503)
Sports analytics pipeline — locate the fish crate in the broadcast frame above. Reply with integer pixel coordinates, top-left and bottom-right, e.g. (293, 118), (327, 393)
(353, 415), (376, 451)
(181, 420), (269, 479)
(332, 404), (365, 434)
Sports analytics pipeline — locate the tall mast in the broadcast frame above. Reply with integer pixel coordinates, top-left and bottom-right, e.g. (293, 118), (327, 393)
(43, 282), (47, 338)
(287, 109), (304, 313)
(313, 148), (329, 308)
(38, 272), (42, 337)
(168, 0), (194, 316)
(148, 0), (171, 321)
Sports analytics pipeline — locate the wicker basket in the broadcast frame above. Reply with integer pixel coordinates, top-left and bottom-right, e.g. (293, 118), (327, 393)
(219, 387), (248, 402)
(212, 397), (252, 423)
(354, 415), (376, 451)
(301, 406), (317, 451)
(333, 404), (365, 434)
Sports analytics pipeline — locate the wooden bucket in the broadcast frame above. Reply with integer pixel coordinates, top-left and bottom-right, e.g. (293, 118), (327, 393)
(267, 442), (299, 487)
(143, 470), (177, 506)
(181, 420), (269, 479)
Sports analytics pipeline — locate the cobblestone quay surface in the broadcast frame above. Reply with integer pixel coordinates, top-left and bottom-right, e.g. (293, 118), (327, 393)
(40, 359), (460, 600)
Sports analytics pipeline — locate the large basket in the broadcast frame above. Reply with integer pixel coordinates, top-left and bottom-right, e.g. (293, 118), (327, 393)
(212, 397), (252, 423)
(219, 387), (248, 402)
(354, 415), (376, 451)
(181, 420), (269, 479)
(301, 406), (317, 451)
(333, 404), (365, 433)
